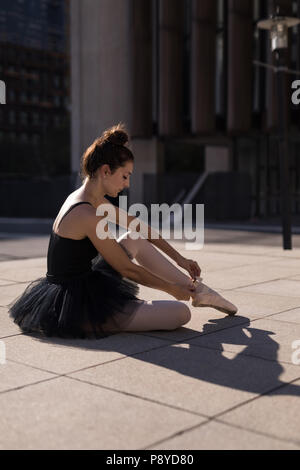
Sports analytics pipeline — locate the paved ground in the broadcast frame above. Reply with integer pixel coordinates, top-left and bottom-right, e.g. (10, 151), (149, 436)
(0, 228), (300, 450)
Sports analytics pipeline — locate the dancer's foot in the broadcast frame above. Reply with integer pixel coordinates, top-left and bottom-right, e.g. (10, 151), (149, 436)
(191, 277), (238, 316)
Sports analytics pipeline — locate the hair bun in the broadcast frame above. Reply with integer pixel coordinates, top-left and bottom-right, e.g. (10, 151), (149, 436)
(80, 122), (134, 181)
(103, 123), (128, 146)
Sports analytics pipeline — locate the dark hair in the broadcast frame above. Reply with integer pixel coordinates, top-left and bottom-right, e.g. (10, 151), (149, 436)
(80, 123), (134, 180)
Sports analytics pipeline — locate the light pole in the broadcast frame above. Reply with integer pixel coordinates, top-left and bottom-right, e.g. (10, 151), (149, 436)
(257, 10), (300, 250)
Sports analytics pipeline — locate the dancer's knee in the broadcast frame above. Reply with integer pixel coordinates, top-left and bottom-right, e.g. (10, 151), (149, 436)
(166, 303), (191, 330)
(119, 234), (147, 260)
(118, 234), (138, 259)
(176, 303), (191, 326)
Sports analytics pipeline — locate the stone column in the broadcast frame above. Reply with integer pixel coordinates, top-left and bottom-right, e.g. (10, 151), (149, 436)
(129, 138), (164, 205)
(227, 0), (253, 134)
(130, 0), (153, 137)
(71, 0), (133, 177)
(71, 0), (161, 203)
(158, 0), (184, 136)
(190, 0), (217, 134)
(70, 0), (81, 178)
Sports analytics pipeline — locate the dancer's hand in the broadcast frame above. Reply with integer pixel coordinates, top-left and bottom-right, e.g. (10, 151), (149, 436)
(169, 282), (195, 301)
(177, 256), (201, 281)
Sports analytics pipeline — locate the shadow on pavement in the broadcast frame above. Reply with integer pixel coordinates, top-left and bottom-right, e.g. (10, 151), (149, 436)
(29, 315), (300, 398)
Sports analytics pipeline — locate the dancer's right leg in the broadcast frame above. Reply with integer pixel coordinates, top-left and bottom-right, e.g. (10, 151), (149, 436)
(117, 232), (193, 288)
(115, 234), (192, 331)
(117, 232), (237, 317)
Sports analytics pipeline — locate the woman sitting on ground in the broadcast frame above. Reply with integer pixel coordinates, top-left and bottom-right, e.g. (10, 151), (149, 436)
(9, 123), (237, 338)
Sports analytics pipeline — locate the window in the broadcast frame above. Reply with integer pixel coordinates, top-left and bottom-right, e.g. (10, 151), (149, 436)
(54, 75), (60, 87)
(32, 133), (40, 145)
(20, 92), (27, 103)
(8, 65), (16, 74)
(32, 93), (39, 104)
(54, 115), (61, 127)
(9, 111), (16, 125)
(9, 90), (15, 103)
(32, 112), (39, 125)
(20, 133), (29, 143)
(64, 76), (69, 89)
(20, 112), (28, 125)
(54, 95), (60, 107)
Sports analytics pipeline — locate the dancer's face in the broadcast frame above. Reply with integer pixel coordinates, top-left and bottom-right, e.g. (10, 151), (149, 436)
(103, 161), (133, 198)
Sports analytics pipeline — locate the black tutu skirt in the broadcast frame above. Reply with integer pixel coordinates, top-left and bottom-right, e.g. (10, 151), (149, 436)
(8, 254), (144, 339)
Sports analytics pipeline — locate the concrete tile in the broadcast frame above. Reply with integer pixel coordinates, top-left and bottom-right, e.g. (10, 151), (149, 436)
(0, 256), (46, 283)
(0, 279), (15, 286)
(0, 376), (204, 450)
(182, 251), (274, 273)
(220, 379), (300, 445)
(0, 237), (48, 259)
(202, 265), (300, 290)
(214, 290), (300, 318)
(203, 246), (273, 257)
(150, 419), (300, 450)
(1, 230), (300, 449)
(189, 318), (300, 364)
(0, 306), (23, 337)
(0, 283), (30, 307)
(202, 242), (300, 258)
(268, 258), (300, 269)
(4, 333), (173, 375)
(200, 243), (290, 257)
(288, 275), (300, 281)
(270, 308), (300, 324)
(0, 255), (15, 262)
(68, 344), (300, 417)
(0, 267), (46, 283)
(0, 360), (55, 393)
(237, 279), (300, 298)
(138, 285), (173, 302)
(0, 257), (46, 271)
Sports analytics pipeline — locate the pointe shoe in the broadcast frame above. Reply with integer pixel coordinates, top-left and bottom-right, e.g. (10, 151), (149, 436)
(191, 278), (238, 316)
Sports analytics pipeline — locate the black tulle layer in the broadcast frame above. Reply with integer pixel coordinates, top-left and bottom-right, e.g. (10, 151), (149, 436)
(9, 255), (143, 339)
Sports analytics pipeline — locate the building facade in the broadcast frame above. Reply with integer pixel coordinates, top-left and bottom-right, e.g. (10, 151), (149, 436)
(0, 0), (70, 178)
(1, 0), (299, 220)
(71, 0), (300, 221)
(0, 0), (66, 52)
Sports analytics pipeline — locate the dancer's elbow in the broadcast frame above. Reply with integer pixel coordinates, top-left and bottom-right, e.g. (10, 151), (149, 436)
(120, 263), (140, 281)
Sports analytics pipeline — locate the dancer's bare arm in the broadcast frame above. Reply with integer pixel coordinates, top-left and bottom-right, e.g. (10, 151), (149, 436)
(101, 198), (201, 279)
(101, 198), (183, 261)
(85, 214), (194, 301)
